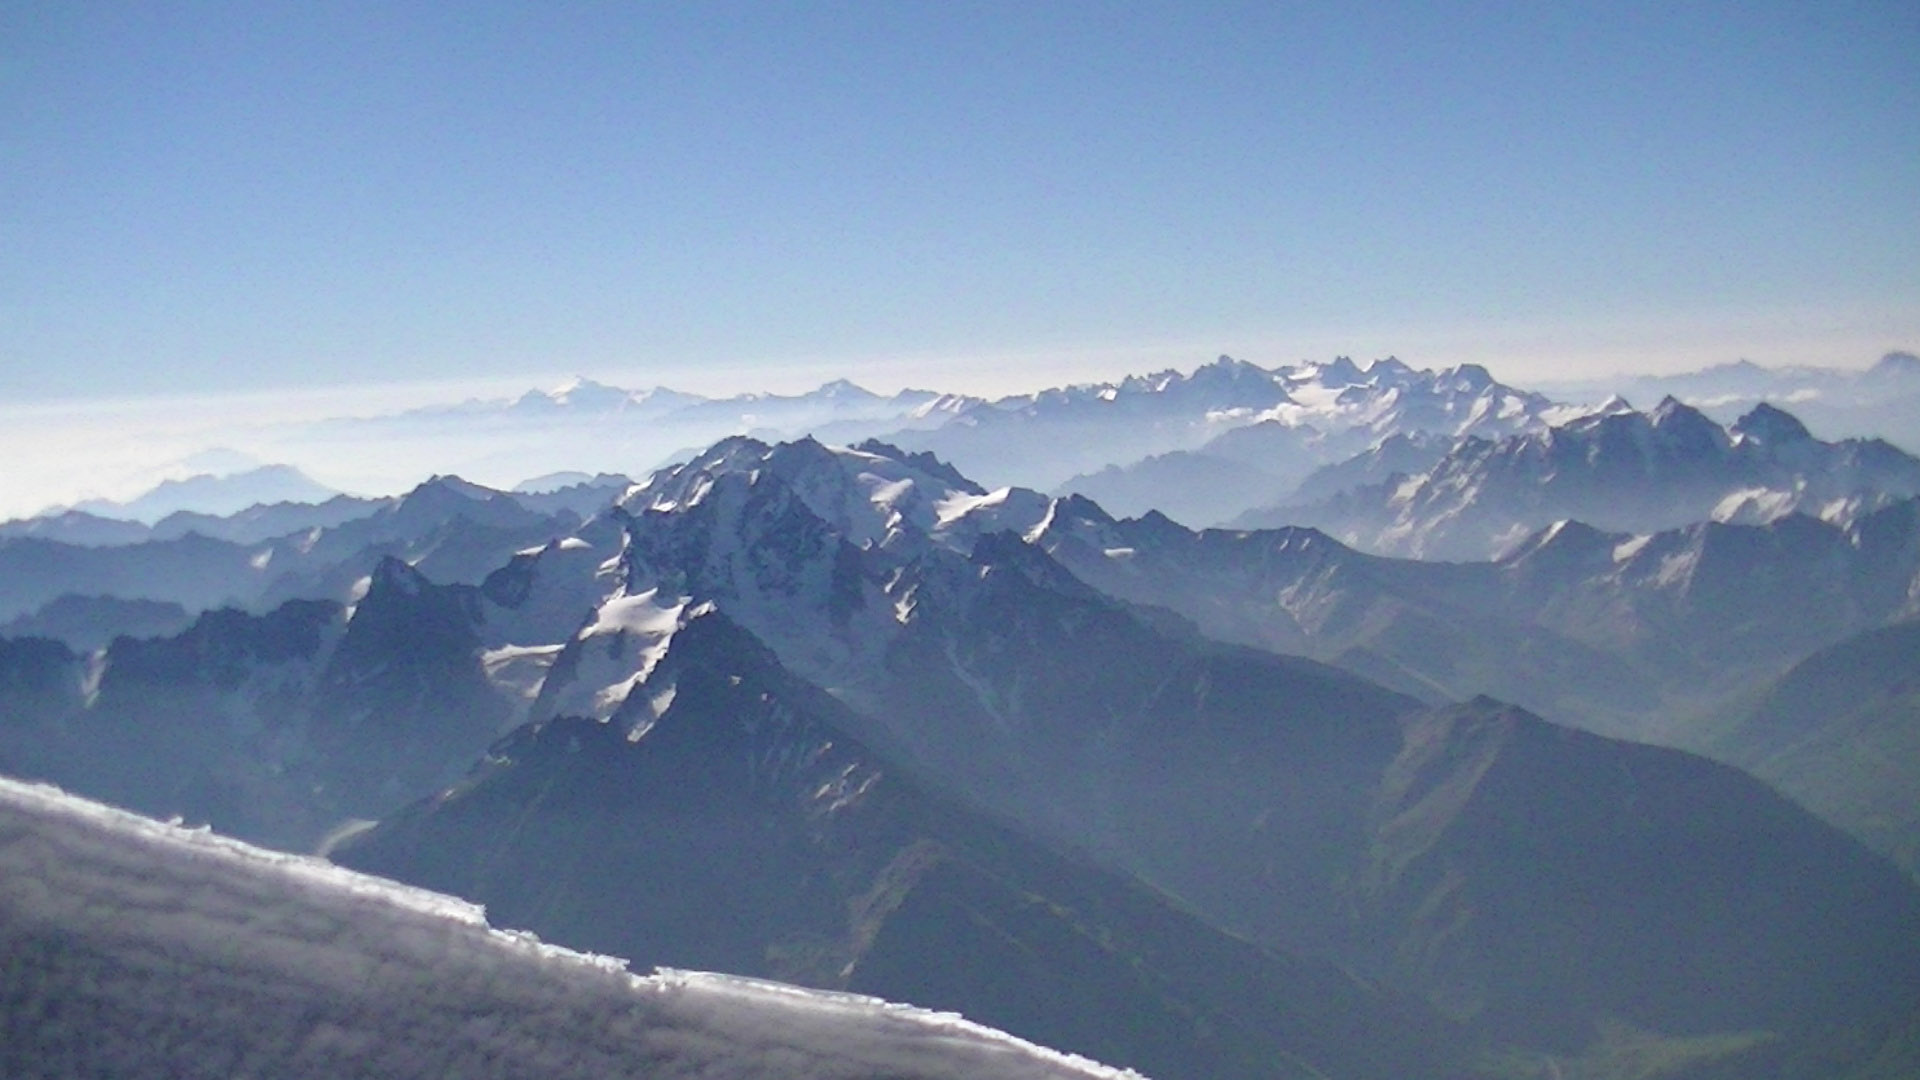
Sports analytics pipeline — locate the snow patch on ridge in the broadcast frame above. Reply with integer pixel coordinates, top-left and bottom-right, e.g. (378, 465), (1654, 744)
(539, 588), (696, 724)
(587, 588), (688, 638)
(1612, 535), (1652, 562)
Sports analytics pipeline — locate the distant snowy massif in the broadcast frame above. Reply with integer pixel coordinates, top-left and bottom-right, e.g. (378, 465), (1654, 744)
(4, 352), (1920, 1080)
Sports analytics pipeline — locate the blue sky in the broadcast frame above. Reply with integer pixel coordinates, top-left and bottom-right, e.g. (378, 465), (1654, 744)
(4, 1), (1917, 401)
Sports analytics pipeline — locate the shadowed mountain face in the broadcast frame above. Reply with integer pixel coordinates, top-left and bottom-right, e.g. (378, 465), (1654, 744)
(1708, 619), (1920, 876)
(0, 562), (513, 850)
(1033, 494), (1920, 745)
(902, 568), (1920, 1051)
(301, 559), (511, 814)
(1351, 700), (1920, 1046)
(339, 609), (1470, 1080)
(0, 637), (86, 778)
(3, 432), (1920, 1077)
(14, 600), (350, 844)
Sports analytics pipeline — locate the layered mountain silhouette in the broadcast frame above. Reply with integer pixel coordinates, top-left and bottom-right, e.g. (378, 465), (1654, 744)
(1035, 493), (1920, 744)
(0, 473), (595, 634)
(67, 464), (340, 523)
(1243, 399), (1920, 559)
(1540, 350), (1920, 453)
(2, 429), (1918, 1077)
(0, 594), (193, 651)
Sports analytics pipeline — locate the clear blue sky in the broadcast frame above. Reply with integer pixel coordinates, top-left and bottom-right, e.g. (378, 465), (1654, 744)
(4, 1), (1917, 401)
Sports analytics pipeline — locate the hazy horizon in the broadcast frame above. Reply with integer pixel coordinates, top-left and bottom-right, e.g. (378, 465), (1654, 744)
(8, 2), (1917, 516)
(0, 344), (1909, 522)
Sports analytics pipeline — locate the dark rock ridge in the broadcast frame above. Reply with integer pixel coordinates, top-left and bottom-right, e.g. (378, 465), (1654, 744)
(0, 594), (193, 651)
(342, 608), (1470, 1080)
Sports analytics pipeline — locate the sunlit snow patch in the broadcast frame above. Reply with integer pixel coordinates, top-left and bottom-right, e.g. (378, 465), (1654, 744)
(535, 588), (703, 726)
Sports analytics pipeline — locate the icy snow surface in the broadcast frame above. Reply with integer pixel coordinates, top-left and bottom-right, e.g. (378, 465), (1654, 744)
(544, 587), (697, 723)
(0, 776), (1145, 1080)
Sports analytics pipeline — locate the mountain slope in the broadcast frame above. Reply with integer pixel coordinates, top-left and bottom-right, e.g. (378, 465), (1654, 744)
(526, 436), (1920, 1058)
(1352, 699), (1920, 1048)
(0, 776), (1143, 1080)
(340, 607), (1470, 1080)
(1709, 619), (1920, 876)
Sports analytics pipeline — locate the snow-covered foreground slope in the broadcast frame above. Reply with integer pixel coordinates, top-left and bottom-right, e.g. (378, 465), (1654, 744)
(0, 776), (1142, 1080)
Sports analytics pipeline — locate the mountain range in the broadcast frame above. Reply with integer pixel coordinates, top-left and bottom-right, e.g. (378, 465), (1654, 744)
(342, 609), (1466, 1080)
(18, 351), (1919, 538)
(0, 472), (636, 634)
(7, 416), (1919, 884)
(64, 464), (342, 524)
(5, 354), (1920, 1077)
(1040, 357), (1578, 526)
(1246, 398), (1920, 559)
(3, 432), (1918, 1077)
(1538, 350), (1920, 452)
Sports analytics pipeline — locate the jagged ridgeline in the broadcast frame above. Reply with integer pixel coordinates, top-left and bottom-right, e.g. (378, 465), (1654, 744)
(3, 427), (1919, 1079)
